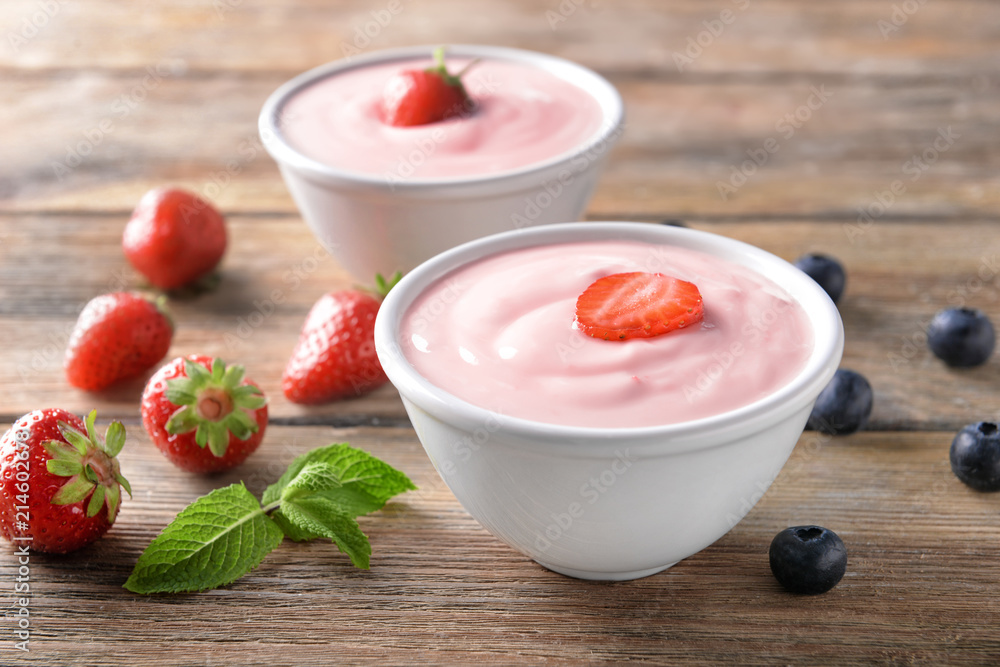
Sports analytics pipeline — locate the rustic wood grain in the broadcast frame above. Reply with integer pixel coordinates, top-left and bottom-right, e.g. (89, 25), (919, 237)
(0, 424), (998, 665)
(2, 215), (997, 432)
(2, 75), (998, 218)
(0, 212), (408, 426)
(2, 0), (998, 77)
(3, 0), (999, 662)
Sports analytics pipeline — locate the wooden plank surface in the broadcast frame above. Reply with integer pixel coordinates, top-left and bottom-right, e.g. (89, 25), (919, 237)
(2, 75), (998, 218)
(2, 0), (998, 76)
(0, 425), (998, 665)
(2, 216), (997, 431)
(3, 0), (1000, 663)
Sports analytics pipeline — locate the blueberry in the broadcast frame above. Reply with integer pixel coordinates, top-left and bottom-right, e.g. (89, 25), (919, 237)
(794, 253), (846, 304)
(659, 219), (687, 227)
(769, 526), (847, 595)
(950, 422), (1000, 492)
(927, 307), (995, 368)
(807, 368), (873, 435)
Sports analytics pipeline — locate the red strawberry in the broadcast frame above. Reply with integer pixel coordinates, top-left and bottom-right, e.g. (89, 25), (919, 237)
(575, 272), (705, 341)
(0, 409), (132, 554)
(382, 47), (476, 127)
(141, 355), (268, 474)
(64, 292), (174, 391)
(282, 273), (400, 404)
(123, 188), (227, 290)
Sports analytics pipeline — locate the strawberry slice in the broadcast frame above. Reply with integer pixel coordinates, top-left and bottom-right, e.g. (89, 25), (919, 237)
(575, 272), (704, 341)
(382, 47), (476, 127)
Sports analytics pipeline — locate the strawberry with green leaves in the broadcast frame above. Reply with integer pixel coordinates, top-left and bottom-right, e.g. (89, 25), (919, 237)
(575, 272), (705, 341)
(282, 273), (400, 405)
(0, 409), (131, 554)
(65, 291), (174, 391)
(381, 47), (476, 127)
(141, 355), (268, 473)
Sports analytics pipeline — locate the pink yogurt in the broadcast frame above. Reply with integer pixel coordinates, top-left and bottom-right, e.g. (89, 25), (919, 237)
(400, 240), (815, 428)
(279, 58), (606, 179)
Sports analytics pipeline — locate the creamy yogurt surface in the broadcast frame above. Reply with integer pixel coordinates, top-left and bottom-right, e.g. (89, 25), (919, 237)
(279, 58), (606, 179)
(400, 240), (815, 428)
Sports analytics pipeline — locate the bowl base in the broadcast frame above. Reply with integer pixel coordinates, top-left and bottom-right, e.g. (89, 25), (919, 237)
(534, 559), (679, 581)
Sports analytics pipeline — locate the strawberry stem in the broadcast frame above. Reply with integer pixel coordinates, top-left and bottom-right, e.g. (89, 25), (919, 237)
(163, 358), (267, 458)
(426, 46), (477, 89)
(454, 57), (481, 79)
(46, 411), (131, 523)
(196, 388), (234, 421)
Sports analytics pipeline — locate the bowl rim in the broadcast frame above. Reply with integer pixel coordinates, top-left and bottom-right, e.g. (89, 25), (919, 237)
(258, 44), (625, 193)
(375, 222), (845, 454)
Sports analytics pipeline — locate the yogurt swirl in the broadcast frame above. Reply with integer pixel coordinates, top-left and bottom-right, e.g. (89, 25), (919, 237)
(401, 240), (814, 428)
(279, 58), (606, 180)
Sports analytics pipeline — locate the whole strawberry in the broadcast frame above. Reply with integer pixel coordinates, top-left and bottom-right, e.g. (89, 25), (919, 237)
(382, 47), (476, 127)
(0, 409), (131, 554)
(283, 273), (400, 404)
(123, 187), (227, 290)
(65, 292), (174, 391)
(142, 355), (268, 473)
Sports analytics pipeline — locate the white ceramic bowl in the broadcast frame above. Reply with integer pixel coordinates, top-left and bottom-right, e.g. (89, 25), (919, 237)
(259, 45), (624, 280)
(375, 222), (844, 581)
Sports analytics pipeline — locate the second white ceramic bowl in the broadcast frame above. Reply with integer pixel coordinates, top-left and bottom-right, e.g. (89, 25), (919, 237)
(375, 222), (844, 581)
(259, 45), (624, 280)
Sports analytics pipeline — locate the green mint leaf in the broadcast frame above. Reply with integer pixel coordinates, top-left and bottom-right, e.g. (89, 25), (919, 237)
(127, 443), (415, 593)
(262, 443), (415, 511)
(280, 461), (342, 498)
(308, 486), (398, 519)
(320, 444), (417, 506)
(124, 483), (283, 595)
(280, 494), (372, 569)
(268, 509), (321, 543)
(270, 485), (388, 541)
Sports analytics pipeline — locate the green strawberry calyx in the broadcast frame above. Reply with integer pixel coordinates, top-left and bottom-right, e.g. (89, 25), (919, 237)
(365, 271), (403, 301)
(425, 47), (477, 97)
(145, 292), (175, 333)
(45, 409), (132, 524)
(163, 358), (267, 458)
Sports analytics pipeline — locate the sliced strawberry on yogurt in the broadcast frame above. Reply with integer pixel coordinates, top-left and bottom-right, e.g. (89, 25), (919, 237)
(575, 272), (704, 341)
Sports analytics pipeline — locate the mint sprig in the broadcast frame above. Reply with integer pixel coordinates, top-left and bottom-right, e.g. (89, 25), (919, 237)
(123, 483), (283, 594)
(124, 443), (415, 594)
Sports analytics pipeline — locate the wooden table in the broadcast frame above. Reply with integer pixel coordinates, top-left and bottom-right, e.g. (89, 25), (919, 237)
(2, 1), (999, 664)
